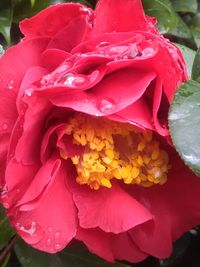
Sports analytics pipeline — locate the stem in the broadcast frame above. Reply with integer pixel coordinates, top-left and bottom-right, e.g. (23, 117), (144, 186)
(0, 235), (17, 264)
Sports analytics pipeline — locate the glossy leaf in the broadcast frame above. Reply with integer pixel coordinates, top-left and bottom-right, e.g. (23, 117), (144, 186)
(0, 205), (15, 250)
(142, 0), (177, 33)
(171, 0), (198, 14)
(171, 14), (192, 39)
(169, 80), (200, 176)
(192, 48), (200, 81)
(175, 44), (196, 78)
(15, 239), (130, 267)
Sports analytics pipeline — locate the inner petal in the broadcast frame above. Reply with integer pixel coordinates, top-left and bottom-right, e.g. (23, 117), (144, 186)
(60, 113), (170, 190)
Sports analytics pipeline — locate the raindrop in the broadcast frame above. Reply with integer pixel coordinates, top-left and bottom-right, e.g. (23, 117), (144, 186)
(7, 80), (14, 90)
(2, 122), (8, 131)
(142, 47), (155, 57)
(54, 232), (60, 240)
(48, 227), (53, 233)
(80, 6), (91, 16)
(58, 73), (75, 86)
(46, 238), (52, 246)
(25, 88), (34, 97)
(54, 244), (61, 250)
(16, 221), (37, 236)
(96, 42), (110, 49)
(98, 98), (116, 114)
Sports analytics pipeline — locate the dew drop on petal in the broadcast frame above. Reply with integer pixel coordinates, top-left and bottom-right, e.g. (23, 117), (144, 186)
(48, 227), (53, 233)
(54, 232), (60, 240)
(96, 42), (110, 49)
(25, 88), (34, 97)
(46, 238), (52, 246)
(98, 98), (116, 114)
(7, 80), (14, 90)
(80, 6), (91, 15)
(142, 47), (155, 57)
(54, 244), (61, 250)
(2, 122), (8, 131)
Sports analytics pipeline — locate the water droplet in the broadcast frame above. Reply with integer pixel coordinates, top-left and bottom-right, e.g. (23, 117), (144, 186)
(96, 42), (110, 49)
(54, 244), (61, 250)
(54, 232), (60, 239)
(25, 88), (34, 97)
(142, 47), (155, 57)
(57, 73), (75, 86)
(48, 227), (53, 233)
(16, 221), (36, 236)
(7, 80), (14, 90)
(41, 74), (51, 86)
(80, 6), (91, 15)
(98, 98), (116, 114)
(46, 238), (52, 246)
(2, 122), (8, 131)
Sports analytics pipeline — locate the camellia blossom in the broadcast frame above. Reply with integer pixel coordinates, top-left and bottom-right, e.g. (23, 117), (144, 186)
(1, 0), (200, 263)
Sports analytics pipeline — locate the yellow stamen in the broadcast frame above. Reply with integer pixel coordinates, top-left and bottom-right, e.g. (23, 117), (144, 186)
(61, 113), (170, 189)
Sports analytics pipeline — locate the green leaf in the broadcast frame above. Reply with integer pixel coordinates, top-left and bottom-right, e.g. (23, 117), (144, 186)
(0, 205), (15, 250)
(175, 44), (196, 78)
(171, 0), (198, 14)
(170, 14), (192, 39)
(0, 1), (13, 45)
(15, 239), (130, 267)
(0, 44), (4, 56)
(169, 80), (200, 176)
(142, 0), (177, 34)
(192, 48), (200, 81)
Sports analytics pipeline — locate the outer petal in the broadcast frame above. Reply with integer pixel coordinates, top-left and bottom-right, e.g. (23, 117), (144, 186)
(76, 227), (114, 262)
(128, 163), (200, 258)
(20, 3), (92, 42)
(70, 180), (153, 234)
(112, 232), (148, 263)
(9, 161), (77, 253)
(93, 0), (156, 35)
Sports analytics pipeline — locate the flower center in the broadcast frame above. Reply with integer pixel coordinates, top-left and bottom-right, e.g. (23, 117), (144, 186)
(61, 114), (170, 190)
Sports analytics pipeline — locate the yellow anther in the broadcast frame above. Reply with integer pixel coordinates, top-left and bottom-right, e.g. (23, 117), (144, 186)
(71, 155), (79, 164)
(101, 178), (112, 188)
(60, 113), (170, 190)
(137, 142), (145, 151)
(151, 149), (160, 160)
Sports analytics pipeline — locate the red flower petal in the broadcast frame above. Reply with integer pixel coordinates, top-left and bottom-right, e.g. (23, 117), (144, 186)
(112, 232), (148, 262)
(76, 227), (114, 262)
(128, 165), (200, 258)
(50, 68), (156, 116)
(20, 3), (92, 40)
(70, 180), (153, 234)
(93, 0), (156, 35)
(10, 161), (77, 253)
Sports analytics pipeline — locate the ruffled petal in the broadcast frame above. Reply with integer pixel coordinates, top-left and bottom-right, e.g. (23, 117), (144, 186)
(93, 0), (156, 35)
(50, 68), (156, 116)
(20, 3), (92, 42)
(70, 180), (153, 234)
(9, 161), (77, 253)
(76, 227), (114, 262)
(128, 163), (200, 258)
(112, 232), (148, 262)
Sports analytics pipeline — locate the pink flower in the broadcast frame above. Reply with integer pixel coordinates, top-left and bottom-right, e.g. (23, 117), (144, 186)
(0, 0), (200, 263)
